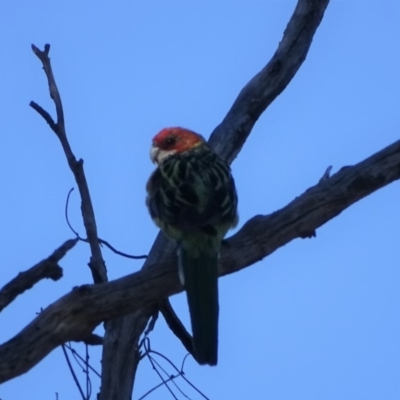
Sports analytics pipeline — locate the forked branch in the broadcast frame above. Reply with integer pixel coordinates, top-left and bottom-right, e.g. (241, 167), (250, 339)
(30, 44), (107, 284)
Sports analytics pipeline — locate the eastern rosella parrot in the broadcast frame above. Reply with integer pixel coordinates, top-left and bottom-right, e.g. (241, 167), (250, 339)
(146, 127), (238, 365)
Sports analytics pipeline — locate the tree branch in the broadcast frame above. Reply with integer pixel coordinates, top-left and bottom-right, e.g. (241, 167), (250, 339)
(1, 136), (398, 384)
(210, 0), (330, 163)
(30, 44), (107, 284)
(160, 299), (194, 356)
(99, 1), (330, 398)
(0, 239), (77, 313)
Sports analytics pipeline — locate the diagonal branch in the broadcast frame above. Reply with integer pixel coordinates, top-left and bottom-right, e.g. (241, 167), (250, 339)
(160, 299), (194, 356)
(210, 0), (330, 163)
(30, 44), (107, 284)
(1, 136), (399, 384)
(0, 239), (78, 313)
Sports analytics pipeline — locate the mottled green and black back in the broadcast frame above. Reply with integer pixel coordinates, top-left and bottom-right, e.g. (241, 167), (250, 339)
(146, 143), (238, 241)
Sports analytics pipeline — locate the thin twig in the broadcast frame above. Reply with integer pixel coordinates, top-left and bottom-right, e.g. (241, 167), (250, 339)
(141, 338), (209, 400)
(65, 188), (80, 237)
(61, 344), (86, 400)
(29, 101), (57, 132)
(65, 187), (147, 260)
(142, 338), (178, 400)
(85, 344), (91, 399)
(145, 349), (209, 399)
(180, 354), (190, 374)
(149, 355), (191, 399)
(98, 238), (147, 260)
(64, 343), (93, 399)
(64, 344), (101, 378)
(138, 375), (178, 400)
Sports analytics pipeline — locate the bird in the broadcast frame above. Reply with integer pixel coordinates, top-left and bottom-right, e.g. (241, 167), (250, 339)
(146, 127), (238, 365)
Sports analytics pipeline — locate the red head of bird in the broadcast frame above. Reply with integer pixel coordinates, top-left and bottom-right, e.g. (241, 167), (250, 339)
(150, 127), (206, 164)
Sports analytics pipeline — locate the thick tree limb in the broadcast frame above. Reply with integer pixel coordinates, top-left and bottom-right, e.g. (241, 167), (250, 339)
(30, 44), (107, 284)
(210, 0), (330, 163)
(99, 1), (330, 398)
(0, 239), (77, 313)
(1, 136), (399, 384)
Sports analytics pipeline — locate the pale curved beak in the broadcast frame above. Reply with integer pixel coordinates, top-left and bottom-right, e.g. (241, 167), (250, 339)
(150, 145), (159, 164)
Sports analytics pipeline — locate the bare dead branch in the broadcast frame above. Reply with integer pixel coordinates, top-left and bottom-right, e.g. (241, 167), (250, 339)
(30, 44), (107, 284)
(0, 238), (77, 313)
(31, 44), (65, 127)
(29, 101), (57, 132)
(160, 299), (194, 357)
(1, 136), (399, 384)
(210, 0), (330, 163)
(99, 1), (331, 398)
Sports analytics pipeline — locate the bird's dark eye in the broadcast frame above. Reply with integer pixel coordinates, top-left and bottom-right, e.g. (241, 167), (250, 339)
(165, 137), (176, 146)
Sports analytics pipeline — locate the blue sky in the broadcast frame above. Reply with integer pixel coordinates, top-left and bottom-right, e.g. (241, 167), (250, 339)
(1, 1), (400, 399)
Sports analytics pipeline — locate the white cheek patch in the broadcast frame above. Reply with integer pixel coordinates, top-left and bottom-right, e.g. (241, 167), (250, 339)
(157, 149), (177, 163)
